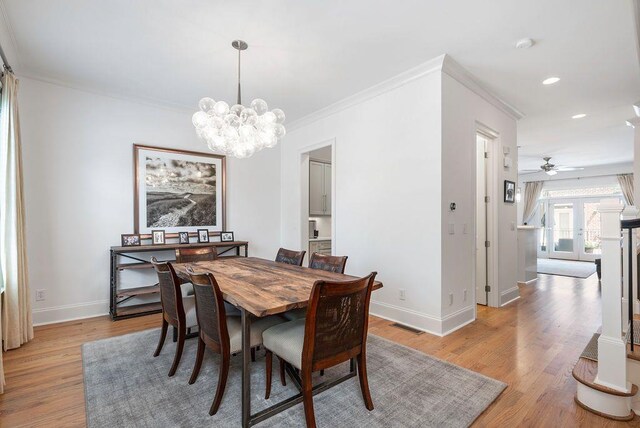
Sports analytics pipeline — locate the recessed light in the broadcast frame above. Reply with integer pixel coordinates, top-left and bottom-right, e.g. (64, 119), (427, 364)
(572, 113), (586, 119)
(515, 38), (535, 49)
(542, 77), (560, 85)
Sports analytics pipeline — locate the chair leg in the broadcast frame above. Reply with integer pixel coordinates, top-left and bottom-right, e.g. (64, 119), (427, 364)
(265, 350), (272, 399)
(279, 357), (287, 386)
(251, 347), (256, 362)
(320, 369), (324, 376)
(189, 337), (205, 385)
(210, 353), (230, 415)
(357, 352), (374, 411)
(153, 319), (168, 357)
(173, 326), (178, 342)
(168, 325), (186, 377)
(301, 368), (317, 428)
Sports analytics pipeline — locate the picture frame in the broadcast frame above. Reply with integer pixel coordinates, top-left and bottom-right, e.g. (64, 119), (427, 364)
(220, 231), (234, 242)
(197, 229), (210, 243)
(134, 144), (226, 236)
(121, 234), (141, 247)
(152, 230), (166, 245)
(178, 231), (190, 244)
(504, 180), (516, 203)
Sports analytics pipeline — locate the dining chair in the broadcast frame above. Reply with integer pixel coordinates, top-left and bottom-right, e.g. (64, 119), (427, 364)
(187, 268), (286, 415)
(275, 247), (306, 266)
(150, 257), (199, 377)
(262, 272), (378, 428)
(283, 253), (349, 322)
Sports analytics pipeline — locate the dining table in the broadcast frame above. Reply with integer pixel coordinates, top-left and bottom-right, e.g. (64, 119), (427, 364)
(172, 256), (383, 427)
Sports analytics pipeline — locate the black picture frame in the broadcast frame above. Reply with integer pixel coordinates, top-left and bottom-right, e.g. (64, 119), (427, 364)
(197, 229), (210, 243)
(152, 230), (165, 245)
(220, 231), (234, 242)
(178, 232), (190, 244)
(504, 180), (516, 203)
(121, 234), (141, 247)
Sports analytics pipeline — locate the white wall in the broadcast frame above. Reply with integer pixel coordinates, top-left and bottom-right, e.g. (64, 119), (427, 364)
(441, 72), (519, 317)
(19, 77), (281, 325)
(282, 62), (443, 333)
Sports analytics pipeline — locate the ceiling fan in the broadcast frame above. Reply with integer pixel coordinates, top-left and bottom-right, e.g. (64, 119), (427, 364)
(520, 157), (584, 176)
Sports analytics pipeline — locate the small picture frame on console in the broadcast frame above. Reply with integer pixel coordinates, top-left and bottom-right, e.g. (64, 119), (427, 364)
(220, 231), (234, 242)
(121, 234), (141, 247)
(152, 230), (166, 245)
(197, 229), (210, 243)
(178, 231), (190, 244)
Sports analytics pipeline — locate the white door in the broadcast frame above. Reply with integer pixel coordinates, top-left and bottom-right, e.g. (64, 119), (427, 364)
(475, 136), (488, 305)
(549, 200), (579, 260)
(323, 163), (331, 214)
(309, 161), (324, 215)
(578, 199), (606, 262)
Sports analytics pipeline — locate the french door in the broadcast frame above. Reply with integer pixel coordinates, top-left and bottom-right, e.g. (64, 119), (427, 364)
(538, 197), (609, 262)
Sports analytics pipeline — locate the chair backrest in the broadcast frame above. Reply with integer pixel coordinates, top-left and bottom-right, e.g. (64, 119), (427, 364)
(175, 246), (218, 263)
(187, 268), (229, 354)
(302, 272), (377, 372)
(309, 253), (348, 274)
(275, 247), (306, 266)
(150, 257), (184, 324)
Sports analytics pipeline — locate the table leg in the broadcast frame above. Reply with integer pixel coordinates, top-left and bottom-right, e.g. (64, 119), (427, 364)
(241, 308), (251, 428)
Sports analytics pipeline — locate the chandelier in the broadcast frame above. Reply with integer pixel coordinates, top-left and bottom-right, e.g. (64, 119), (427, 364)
(192, 40), (286, 159)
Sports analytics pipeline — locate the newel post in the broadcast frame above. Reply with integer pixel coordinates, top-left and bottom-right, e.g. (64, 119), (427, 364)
(597, 198), (629, 392)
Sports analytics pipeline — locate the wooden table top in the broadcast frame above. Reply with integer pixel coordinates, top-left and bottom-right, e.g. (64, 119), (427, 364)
(172, 257), (383, 317)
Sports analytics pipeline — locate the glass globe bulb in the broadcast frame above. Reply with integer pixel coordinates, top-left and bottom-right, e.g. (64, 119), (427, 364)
(250, 98), (268, 115)
(224, 114), (241, 128)
(230, 104), (244, 116)
(273, 123), (286, 138)
(262, 111), (277, 123)
(199, 97), (216, 113)
(240, 108), (257, 125)
(214, 101), (230, 116)
(192, 111), (209, 128)
(272, 108), (286, 124)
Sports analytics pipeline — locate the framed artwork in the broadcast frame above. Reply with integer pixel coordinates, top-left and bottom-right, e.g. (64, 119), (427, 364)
(134, 144), (226, 236)
(121, 234), (141, 247)
(198, 229), (210, 243)
(504, 180), (515, 203)
(178, 231), (190, 244)
(220, 231), (234, 242)
(152, 230), (165, 245)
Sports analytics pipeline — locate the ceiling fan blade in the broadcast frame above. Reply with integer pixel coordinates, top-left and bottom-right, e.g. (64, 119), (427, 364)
(555, 167), (584, 172)
(519, 170), (543, 174)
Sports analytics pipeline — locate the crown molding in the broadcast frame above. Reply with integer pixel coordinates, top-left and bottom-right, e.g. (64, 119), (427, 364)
(18, 71), (195, 115)
(288, 53), (524, 131)
(441, 55), (524, 120)
(288, 54), (447, 131)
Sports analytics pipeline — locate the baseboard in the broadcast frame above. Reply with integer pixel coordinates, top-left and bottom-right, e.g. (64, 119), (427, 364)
(370, 300), (476, 337)
(440, 305), (475, 335)
(33, 300), (109, 326)
(517, 278), (537, 286)
(500, 286), (520, 306)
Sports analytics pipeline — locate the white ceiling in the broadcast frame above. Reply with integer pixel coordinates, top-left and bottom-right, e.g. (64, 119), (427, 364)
(1, 0), (639, 170)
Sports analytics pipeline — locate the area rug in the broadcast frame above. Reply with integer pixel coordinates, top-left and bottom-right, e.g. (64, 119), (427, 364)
(537, 258), (596, 278)
(82, 329), (506, 427)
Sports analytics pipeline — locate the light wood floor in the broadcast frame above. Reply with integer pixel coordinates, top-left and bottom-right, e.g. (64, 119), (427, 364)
(0, 273), (636, 427)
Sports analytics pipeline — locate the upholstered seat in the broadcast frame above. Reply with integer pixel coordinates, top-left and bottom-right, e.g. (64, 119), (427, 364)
(262, 318), (305, 369)
(181, 282), (194, 297)
(182, 296), (199, 328)
(227, 315), (286, 354)
(181, 283), (241, 316)
(282, 308), (307, 321)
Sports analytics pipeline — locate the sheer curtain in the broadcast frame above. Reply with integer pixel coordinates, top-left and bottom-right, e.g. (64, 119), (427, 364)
(617, 174), (634, 206)
(522, 181), (544, 224)
(0, 71), (33, 393)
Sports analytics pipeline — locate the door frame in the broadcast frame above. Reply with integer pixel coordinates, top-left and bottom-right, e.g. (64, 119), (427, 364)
(474, 123), (500, 308)
(299, 138), (336, 263)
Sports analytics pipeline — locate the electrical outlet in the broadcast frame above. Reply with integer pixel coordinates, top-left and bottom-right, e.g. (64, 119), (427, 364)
(449, 292), (453, 306)
(36, 289), (46, 301)
(463, 289), (468, 301)
(399, 289), (406, 301)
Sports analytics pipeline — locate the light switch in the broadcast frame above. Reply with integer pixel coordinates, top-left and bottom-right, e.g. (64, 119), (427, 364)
(448, 223), (455, 235)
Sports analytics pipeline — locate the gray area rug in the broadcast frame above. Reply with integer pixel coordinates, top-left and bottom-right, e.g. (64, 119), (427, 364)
(580, 333), (600, 362)
(537, 258), (596, 278)
(83, 329), (506, 427)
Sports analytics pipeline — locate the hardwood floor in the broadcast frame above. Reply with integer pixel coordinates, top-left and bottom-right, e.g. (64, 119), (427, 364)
(0, 273), (636, 427)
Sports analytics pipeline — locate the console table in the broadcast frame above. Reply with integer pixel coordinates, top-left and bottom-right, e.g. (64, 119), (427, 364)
(109, 241), (249, 320)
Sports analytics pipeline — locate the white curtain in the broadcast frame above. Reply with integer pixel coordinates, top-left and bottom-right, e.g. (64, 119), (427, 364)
(0, 71), (33, 394)
(522, 181), (544, 224)
(617, 174), (634, 206)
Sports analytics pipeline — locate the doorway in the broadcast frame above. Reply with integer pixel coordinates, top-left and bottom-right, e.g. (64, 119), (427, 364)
(475, 133), (490, 305)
